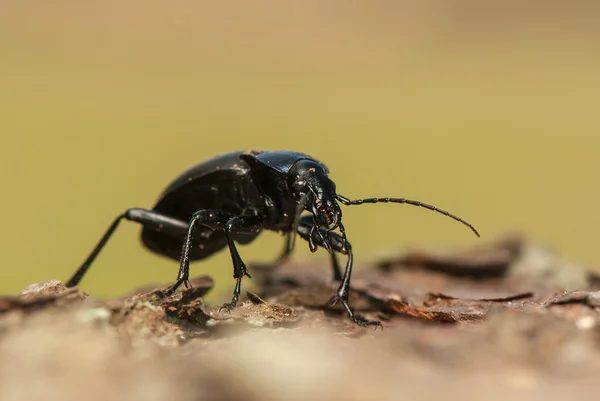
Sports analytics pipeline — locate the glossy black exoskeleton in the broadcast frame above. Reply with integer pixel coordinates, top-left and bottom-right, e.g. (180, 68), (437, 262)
(66, 149), (480, 327)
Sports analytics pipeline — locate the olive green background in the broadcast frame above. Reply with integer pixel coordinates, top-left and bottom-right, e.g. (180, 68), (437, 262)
(1, 1), (599, 299)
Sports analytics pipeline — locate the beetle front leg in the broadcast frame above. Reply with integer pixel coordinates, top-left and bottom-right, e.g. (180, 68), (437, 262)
(296, 219), (381, 328)
(329, 245), (381, 328)
(275, 231), (295, 264)
(296, 216), (342, 281)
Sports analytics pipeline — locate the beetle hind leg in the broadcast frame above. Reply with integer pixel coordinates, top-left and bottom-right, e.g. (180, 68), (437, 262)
(66, 208), (189, 288)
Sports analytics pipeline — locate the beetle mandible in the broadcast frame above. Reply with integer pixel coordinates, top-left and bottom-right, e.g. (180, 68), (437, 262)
(66, 149), (480, 327)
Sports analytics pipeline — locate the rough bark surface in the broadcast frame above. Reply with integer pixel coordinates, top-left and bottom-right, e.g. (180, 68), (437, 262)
(2, 235), (600, 401)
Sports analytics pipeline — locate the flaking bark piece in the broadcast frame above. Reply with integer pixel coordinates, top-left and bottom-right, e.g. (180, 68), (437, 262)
(208, 291), (301, 329)
(105, 285), (214, 346)
(382, 298), (488, 323)
(544, 291), (600, 308)
(160, 287), (213, 327)
(20, 280), (72, 297)
(426, 291), (534, 303)
(106, 290), (190, 347)
(378, 234), (523, 278)
(360, 271), (538, 311)
(374, 289), (533, 324)
(0, 281), (85, 314)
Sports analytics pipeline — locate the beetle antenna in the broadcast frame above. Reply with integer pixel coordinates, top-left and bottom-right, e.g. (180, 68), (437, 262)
(336, 194), (480, 237)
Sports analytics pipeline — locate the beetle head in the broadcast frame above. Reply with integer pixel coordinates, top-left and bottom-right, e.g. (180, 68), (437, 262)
(288, 160), (341, 231)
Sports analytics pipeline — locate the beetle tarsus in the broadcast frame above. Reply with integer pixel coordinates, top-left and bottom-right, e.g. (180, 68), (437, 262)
(219, 300), (237, 313)
(353, 316), (383, 329)
(219, 283), (241, 312)
(330, 252), (343, 281)
(163, 277), (188, 296)
(329, 294), (383, 329)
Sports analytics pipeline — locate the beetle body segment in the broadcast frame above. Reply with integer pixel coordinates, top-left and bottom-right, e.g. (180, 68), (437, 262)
(140, 150), (332, 262)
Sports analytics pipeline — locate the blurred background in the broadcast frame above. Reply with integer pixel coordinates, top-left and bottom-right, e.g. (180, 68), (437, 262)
(1, 0), (599, 299)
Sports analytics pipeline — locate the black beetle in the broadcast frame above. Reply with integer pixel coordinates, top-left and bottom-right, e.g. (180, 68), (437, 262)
(66, 149), (479, 327)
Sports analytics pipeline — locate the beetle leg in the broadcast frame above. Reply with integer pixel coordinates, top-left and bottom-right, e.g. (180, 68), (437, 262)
(219, 213), (264, 311)
(329, 246), (382, 328)
(295, 216), (341, 280)
(256, 225), (332, 275)
(165, 210), (263, 312)
(281, 193), (309, 262)
(307, 225), (318, 253)
(296, 217), (381, 328)
(66, 208), (189, 288)
(329, 252), (343, 282)
(165, 210), (237, 296)
(263, 195), (308, 267)
(313, 223), (331, 253)
(275, 231), (294, 264)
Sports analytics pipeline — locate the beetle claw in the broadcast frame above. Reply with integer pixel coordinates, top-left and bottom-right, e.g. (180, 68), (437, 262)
(308, 236), (318, 253)
(328, 294), (383, 329)
(219, 301), (237, 313)
(162, 276), (189, 296)
(352, 316), (383, 329)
